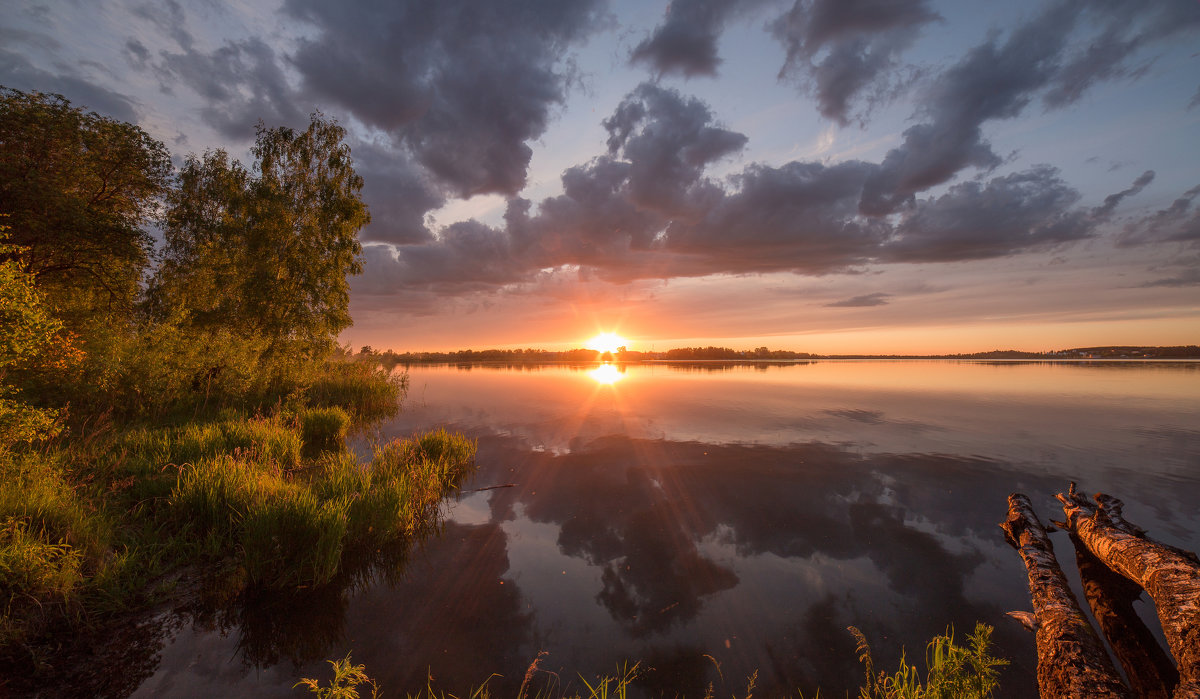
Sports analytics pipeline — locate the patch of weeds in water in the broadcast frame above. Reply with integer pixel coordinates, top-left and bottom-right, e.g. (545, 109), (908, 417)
(300, 406), (351, 453)
(308, 361), (407, 424)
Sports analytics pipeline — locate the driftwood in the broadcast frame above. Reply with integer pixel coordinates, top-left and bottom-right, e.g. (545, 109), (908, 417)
(1069, 530), (1179, 699)
(1000, 493), (1131, 698)
(1058, 484), (1200, 698)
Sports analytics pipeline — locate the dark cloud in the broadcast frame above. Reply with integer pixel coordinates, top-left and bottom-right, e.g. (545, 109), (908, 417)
(1138, 267), (1200, 288)
(1118, 184), (1200, 247)
(362, 82), (1120, 295)
(352, 142), (443, 246)
(859, 3), (1076, 215)
(1042, 1), (1200, 109)
(884, 166), (1089, 263)
(0, 49), (139, 123)
(663, 159), (887, 274)
(155, 37), (306, 139)
(857, 0), (1199, 217)
(602, 83), (747, 215)
(130, 0), (194, 51)
(772, 0), (939, 125)
(630, 0), (767, 78)
(1091, 170), (1155, 220)
(826, 292), (890, 307)
(284, 0), (607, 197)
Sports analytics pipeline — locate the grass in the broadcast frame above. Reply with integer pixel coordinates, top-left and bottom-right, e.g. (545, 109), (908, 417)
(298, 627), (1005, 699)
(0, 358), (474, 674)
(307, 361), (407, 423)
(300, 406), (351, 452)
(845, 623), (1007, 699)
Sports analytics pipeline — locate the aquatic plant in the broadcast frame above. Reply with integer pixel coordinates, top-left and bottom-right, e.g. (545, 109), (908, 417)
(300, 406), (351, 452)
(294, 652), (379, 699)
(847, 622), (1007, 699)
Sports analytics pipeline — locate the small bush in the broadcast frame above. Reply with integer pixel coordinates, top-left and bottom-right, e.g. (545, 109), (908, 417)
(300, 407), (351, 452)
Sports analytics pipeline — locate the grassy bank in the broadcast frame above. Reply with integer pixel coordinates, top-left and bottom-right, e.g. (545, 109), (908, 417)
(0, 358), (475, 676)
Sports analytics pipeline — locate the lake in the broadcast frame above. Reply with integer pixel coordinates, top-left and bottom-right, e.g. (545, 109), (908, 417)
(132, 360), (1200, 698)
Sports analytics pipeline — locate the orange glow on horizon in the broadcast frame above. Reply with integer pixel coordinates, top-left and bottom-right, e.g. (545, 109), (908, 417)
(584, 332), (627, 354)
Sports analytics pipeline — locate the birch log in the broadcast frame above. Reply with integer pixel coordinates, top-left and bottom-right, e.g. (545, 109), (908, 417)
(1058, 484), (1200, 698)
(1070, 531), (1179, 698)
(1001, 493), (1130, 698)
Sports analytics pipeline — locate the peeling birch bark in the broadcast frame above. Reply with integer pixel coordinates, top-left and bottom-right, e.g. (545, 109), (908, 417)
(1070, 531), (1179, 699)
(1001, 493), (1131, 698)
(1058, 484), (1200, 698)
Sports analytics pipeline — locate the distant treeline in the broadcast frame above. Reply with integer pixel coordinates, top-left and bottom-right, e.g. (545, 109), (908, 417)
(358, 344), (1200, 366)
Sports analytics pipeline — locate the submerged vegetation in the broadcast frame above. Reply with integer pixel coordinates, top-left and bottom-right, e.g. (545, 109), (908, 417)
(0, 86), (476, 691)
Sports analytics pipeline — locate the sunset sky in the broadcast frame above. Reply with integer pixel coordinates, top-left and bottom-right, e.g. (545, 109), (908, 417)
(3, 0), (1198, 353)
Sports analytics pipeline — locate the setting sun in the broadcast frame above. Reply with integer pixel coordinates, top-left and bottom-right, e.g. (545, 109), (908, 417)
(584, 332), (627, 354)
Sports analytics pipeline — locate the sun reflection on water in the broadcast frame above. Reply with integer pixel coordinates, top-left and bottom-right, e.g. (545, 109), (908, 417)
(589, 363), (624, 385)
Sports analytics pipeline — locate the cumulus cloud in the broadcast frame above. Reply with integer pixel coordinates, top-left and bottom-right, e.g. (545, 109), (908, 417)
(602, 83), (747, 215)
(858, 1), (1199, 217)
(630, 0), (768, 78)
(284, 0), (607, 197)
(155, 37), (305, 139)
(884, 166), (1089, 262)
(0, 47), (139, 123)
(771, 0), (939, 125)
(663, 159), (887, 274)
(362, 82), (1123, 298)
(1119, 184), (1200, 248)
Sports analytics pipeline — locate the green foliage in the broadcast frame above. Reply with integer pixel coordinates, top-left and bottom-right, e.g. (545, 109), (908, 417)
(308, 361), (407, 422)
(295, 652), (379, 699)
(0, 233), (69, 449)
(0, 87), (171, 317)
(848, 623), (1007, 699)
(300, 407), (351, 452)
(167, 428), (475, 587)
(153, 112), (369, 358)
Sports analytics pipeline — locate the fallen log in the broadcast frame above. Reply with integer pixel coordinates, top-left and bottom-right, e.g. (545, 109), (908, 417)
(1068, 531), (1179, 699)
(1000, 493), (1130, 698)
(1058, 484), (1200, 698)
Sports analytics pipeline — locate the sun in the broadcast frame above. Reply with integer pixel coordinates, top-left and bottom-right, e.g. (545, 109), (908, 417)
(584, 332), (627, 354)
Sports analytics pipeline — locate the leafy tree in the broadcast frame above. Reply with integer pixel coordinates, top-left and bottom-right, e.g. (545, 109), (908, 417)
(0, 87), (172, 317)
(154, 113), (369, 357)
(0, 232), (80, 449)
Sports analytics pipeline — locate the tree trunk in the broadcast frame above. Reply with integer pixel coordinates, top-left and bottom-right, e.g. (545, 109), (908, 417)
(1001, 493), (1131, 698)
(1069, 531), (1179, 698)
(1058, 484), (1200, 698)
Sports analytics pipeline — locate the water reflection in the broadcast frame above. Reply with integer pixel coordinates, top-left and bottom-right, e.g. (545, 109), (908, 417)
(130, 361), (1200, 698)
(590, 363), (625, 385)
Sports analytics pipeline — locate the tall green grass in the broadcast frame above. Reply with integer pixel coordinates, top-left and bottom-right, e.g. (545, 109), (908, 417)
(167, 429), (476, 587)
(300, 406), (351, 452)
(307, 361), (407, 422)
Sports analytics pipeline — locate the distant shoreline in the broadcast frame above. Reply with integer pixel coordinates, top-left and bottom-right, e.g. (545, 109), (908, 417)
(354, 345), (1200, 365)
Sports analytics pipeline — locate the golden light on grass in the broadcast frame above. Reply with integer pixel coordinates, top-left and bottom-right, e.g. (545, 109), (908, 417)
(589, 364), (624, 385)
(584, 332), (627, 354)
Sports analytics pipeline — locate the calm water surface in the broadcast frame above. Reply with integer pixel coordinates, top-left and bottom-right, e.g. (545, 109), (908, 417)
(133, 361), (1200, 698)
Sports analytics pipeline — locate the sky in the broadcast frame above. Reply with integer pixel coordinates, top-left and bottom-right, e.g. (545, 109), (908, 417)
(2, 0), (1198, 353)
